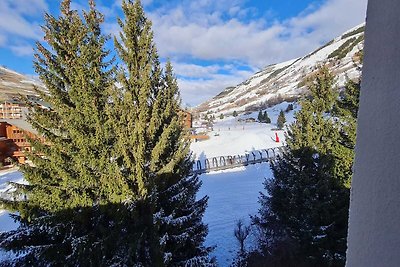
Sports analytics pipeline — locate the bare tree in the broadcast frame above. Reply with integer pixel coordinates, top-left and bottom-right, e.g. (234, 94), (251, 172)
(234, 219), (251, 253)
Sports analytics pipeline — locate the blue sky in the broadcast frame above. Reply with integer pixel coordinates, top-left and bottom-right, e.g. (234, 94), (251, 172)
(0, 0), (368, 106)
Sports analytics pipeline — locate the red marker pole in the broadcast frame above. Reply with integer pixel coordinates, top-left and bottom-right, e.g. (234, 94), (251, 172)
(275, 132), (280, 143)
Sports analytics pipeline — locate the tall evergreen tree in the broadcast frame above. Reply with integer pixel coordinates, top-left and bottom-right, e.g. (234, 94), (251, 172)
(276, 110), (286, 129)
(257, 110), (263, 122)
(112, 0), (213, 265)
(0, 1), (130, 265)
(263, 111), (271, 123)
(252, 67), (357, 266)
(0, 0), (213, 266)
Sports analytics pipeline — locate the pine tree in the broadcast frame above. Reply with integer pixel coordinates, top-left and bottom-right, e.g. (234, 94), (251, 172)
(252, 67), (356, 266)
(0, 1), (129, 265)
(0, 0), (213, 266)
(276, 110), (286, 129)
(263, 111), (271, 123)
(285, 103), (294, 112)
(257, 110), (263, 122)
(111, 0), (213, 265)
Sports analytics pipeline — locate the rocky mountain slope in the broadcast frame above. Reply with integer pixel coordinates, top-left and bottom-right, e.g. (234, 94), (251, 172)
(0, 66), (45, 101)
(196, 23), (365, 115)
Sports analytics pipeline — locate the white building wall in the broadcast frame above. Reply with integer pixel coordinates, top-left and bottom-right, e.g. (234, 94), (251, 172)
(346, 0), (400, 266)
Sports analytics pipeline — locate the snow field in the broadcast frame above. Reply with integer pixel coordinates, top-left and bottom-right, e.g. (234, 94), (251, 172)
(0, 169), (24, 263)
(198, 163), (271, 266)
(191, 108), (295, 265)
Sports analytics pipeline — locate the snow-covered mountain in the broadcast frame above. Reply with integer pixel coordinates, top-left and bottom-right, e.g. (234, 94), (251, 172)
(196, 23), (365, 115)
(0, 66), (45, 101)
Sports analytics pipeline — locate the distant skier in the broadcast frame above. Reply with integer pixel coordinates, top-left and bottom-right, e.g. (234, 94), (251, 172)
(275, 132), (280, 143)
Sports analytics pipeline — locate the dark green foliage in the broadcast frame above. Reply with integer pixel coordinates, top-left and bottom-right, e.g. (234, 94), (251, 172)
(233, 110), (238, 117)
(269, 64), (290, 79)
(257, 110), (263, 121)
(337, 80), (360, 119)
(252, 67), (360, 266)
(341, 26), (365, 39)
(0, 202), (165, 266)
(328, 35), (364, 60)
(258, 110), (271, 123)
(215, 86), (235, 99)
(111, 1), (213, 265)
(220, 113), (224, 119)
(0, 0), (125, 264)
(285, 103), (294, 112)
(276, 110), (286, 129)
(0, 0), (213, 266)
(329, 38), (356, 59)
(263, 111), (271, 123)
(2, 0), (117, 218)
(332, 79), (361, 187)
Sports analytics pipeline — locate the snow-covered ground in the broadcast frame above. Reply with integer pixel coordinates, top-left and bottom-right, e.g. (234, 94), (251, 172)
(191, 102), (296, 160)
(0, 166), (267, 266)
(198, 163), (271, 266)
(0, 169), (24, 263)
(0, 168), (22, 233)
(192, 105), (295, 265)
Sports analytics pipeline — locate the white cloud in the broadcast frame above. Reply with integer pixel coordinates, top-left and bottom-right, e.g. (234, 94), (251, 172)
(178, 71), (251, 106)
(0, 35), (6, 46)
(97, 0), (369, 106)
(142, 0), (368, 105)
(151, 0), (367, 68)
(172, 62), (221, 78)
(171, 61), (254, 106)
(0, 0), (47, 40)
(3, 0), (47, 16)
(10, 44), (34, 57)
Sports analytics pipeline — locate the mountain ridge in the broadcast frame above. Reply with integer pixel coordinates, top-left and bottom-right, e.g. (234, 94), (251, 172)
(195, 23), (365, 115)
(0, 66), (45, 101)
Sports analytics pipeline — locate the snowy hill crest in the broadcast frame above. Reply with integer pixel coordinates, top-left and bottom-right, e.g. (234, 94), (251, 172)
(196, 23), (365, 114)
(0, 66), (46, 101)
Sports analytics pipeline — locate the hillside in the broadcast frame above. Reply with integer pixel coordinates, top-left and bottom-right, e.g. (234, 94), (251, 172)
(196, 23), (365, 115)
(0, 66), (45, 101)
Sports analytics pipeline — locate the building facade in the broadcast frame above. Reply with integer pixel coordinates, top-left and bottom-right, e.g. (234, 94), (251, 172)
(0, 100), (23, 119)
(0, 122), (38, 164)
